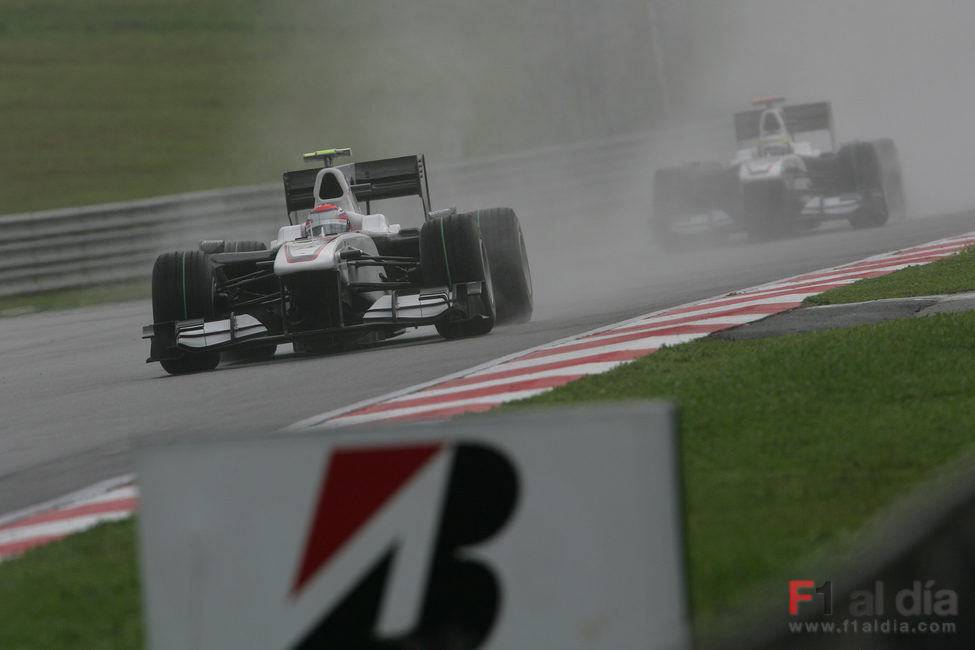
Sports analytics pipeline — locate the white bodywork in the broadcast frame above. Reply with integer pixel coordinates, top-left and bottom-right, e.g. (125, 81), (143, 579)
(274, 232), (381, 277)
(735, 107), (811, 185)
(267, 165), (449, 327)
(177, 314), (268, 349)
(733, 140), (817, 165)
(738, 154), (805, 183)
(270, 166), (404, 279)
(361, 291), (450, 322)
(175, 188), (447, 349)
(735, 106), (864, 216)
(729, 106), (817, 203)
(271, 166), (402, 253)
(176, 162), (458, 351)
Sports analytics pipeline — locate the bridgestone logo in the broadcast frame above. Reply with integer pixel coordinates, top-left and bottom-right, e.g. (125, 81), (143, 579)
(289, 442), (519, 649)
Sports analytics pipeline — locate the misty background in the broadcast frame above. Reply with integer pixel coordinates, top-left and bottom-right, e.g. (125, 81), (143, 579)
(3, 1), (975, 225)
(220, 0), (975, 222)
(664, 0), (975, 218)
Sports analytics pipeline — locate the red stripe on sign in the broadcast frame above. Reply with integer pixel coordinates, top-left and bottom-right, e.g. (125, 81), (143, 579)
(0, 534), (68, 558)
(291, 443), (443, 596)
(0, 497), (138, 533)
(430, 350), (651, 390)
(344, 375), (584, 416)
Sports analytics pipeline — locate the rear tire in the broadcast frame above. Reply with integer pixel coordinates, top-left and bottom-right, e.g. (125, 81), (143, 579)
(471, 208), (532, 324)
(420, 213), (496, 339)
(151, 251), (220, 374)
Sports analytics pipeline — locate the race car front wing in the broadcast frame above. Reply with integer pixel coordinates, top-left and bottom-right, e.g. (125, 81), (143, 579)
(142, 281), (489, 362)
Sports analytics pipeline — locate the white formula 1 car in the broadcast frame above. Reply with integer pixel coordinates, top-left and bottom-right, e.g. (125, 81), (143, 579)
(143, 148), (532, 375)
(652, 98), (906, 241)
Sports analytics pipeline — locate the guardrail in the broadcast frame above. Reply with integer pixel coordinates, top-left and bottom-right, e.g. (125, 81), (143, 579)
(0, 184), (283, 298)
(0, 148), (565, 299)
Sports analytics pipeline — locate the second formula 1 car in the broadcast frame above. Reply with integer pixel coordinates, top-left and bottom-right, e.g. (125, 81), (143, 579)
(652, 98), (906, 242)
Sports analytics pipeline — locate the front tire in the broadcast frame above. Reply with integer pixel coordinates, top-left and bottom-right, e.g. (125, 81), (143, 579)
(872, 138), (906, 222)
(420, 213), (496, 339)
(471, 207), (532, 324)
(843, 140), (902, 229)
(151, 251), (220, 375)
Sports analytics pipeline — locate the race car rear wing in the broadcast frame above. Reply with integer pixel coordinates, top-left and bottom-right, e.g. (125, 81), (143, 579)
(734, 101), (835, 150)
(348, 154), (432, 217)
(282, 154), (432, 219)
(282, 168), (319, 216)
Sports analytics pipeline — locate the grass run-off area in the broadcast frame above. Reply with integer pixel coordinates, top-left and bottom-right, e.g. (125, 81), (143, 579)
(1, 0), (655, 216)
(804, 245), (975, 305)
(0, 0), (530, 215)
(2, 248), (974, 648)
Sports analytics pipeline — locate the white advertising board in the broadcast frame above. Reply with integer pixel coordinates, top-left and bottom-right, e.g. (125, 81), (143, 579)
(138, 403), (689, 650)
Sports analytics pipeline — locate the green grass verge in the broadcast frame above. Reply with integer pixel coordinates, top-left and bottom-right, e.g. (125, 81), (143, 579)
(0, 519), (141, 649)
(1, 0), (660, 216)
(804, 246), (975, 306)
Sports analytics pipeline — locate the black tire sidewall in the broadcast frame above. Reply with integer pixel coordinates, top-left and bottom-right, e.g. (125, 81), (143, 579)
(848, 141), (891, 228)
(420, 213), (496, 338)
(151, 251), (219, 373)
(420, 213), (487, 287)
(471, 207), (532, 323)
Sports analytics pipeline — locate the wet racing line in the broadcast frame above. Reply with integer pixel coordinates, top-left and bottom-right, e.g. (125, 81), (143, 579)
(2, 229), (975, 560)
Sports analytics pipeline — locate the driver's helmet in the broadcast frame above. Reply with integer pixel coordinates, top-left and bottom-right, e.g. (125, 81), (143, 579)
(304, 203), (349, 237)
